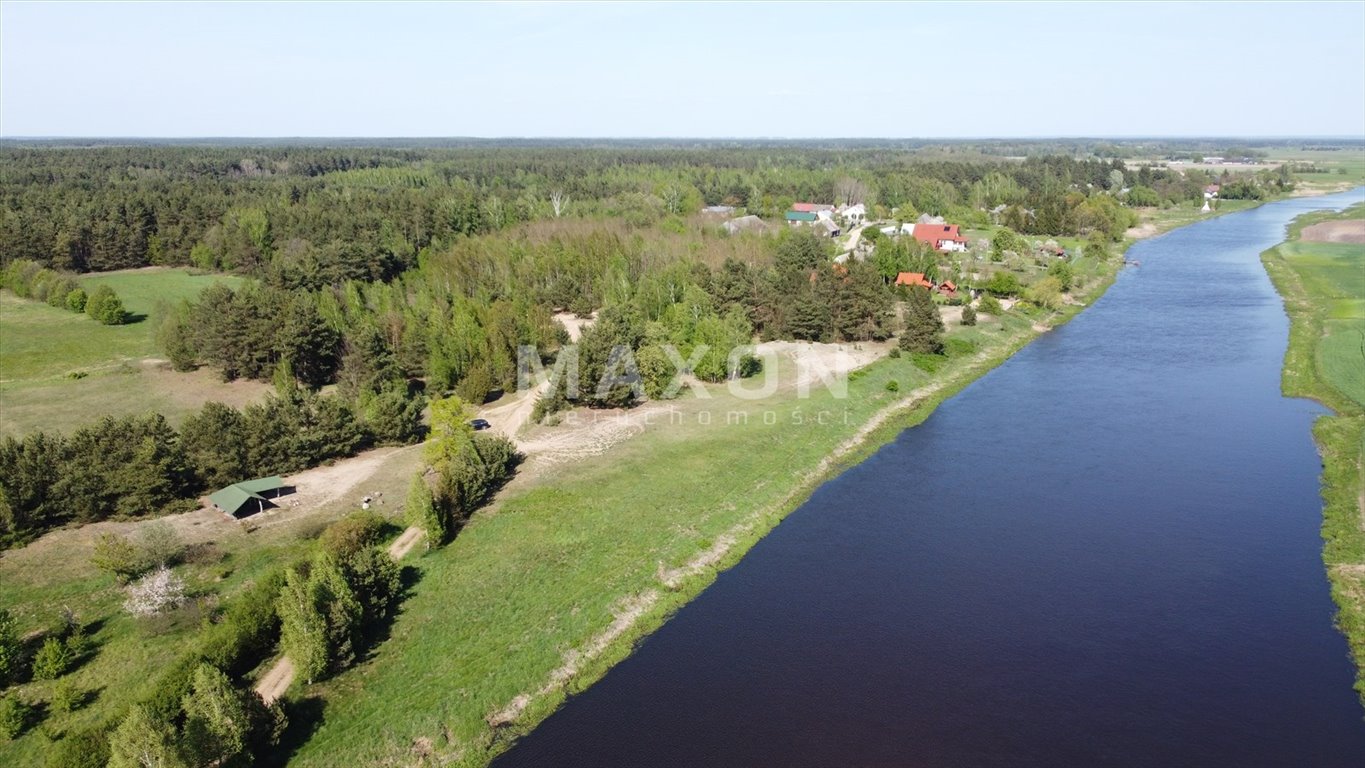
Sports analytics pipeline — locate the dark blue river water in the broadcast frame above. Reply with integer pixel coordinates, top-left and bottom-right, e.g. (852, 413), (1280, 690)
(499, 189), (1365, 767)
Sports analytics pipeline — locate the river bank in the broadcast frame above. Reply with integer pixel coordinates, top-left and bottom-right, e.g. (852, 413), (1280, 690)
(1260, 200), (1365, 705)
(497, 189), (1365, 768)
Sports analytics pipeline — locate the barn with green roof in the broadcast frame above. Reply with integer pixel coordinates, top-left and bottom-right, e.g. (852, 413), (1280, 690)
(208, 476), (287, 517)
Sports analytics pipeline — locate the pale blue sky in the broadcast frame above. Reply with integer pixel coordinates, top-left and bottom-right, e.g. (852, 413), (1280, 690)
(2, 1), (1363, 137)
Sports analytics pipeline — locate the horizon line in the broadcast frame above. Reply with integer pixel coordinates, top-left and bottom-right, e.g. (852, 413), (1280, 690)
(3, 134), (1364, 142)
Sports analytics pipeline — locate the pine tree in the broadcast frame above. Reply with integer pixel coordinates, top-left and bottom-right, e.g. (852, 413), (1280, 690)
(0, 694), (31, 740)
(961, 303), (978, 326)
(899, 287), (944, 354)
(30, 636), (72, 680)
(180, 402), (250, 489)
(786, 290), (830, 342)
(311, 555), (362, 672)
(275, 293), (340, 389)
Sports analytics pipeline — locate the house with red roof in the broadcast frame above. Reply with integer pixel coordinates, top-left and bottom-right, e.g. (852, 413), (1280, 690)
(792, 202), (835, 214)
(911, 223), (969, 252)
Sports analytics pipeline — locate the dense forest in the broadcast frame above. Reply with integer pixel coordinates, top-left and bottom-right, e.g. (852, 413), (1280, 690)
(0, 143), (1283, 276)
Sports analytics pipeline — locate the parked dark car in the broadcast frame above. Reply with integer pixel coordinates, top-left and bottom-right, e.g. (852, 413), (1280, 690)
(469, 418), (491, 431)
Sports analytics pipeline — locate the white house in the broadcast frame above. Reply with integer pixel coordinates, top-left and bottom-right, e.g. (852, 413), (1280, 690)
(837, 203), (866, 225)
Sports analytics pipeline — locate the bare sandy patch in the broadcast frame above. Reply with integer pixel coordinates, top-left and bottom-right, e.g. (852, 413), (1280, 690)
(237, 445), (422, 536)
(1302, 219), (1365, 244)
(513, 340), (891, 468)
(516, 404), (661, 465)
(753, 339), (892, 392)
(939, 305), (966, 326)
(552, 311), (595, 343)
(1125, 219), (1161, 240)
(286, 445), (416, 509)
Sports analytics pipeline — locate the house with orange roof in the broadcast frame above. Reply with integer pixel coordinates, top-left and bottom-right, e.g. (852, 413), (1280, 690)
(894, 272), (933, 289)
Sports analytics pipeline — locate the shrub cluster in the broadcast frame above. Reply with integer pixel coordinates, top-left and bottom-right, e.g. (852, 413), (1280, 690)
(0, 259), (126, 324)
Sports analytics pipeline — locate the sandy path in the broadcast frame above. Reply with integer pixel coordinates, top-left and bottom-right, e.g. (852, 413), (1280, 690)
(387, 526), (424, 559)
(842, 222), (869, 252)
(254, 656), (295, 704)
(286, 445), (415, 509)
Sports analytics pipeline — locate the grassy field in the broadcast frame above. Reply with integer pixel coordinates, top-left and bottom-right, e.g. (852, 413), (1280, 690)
(1260, 202), (1365, 706)
(0, 267), (267, 437)
(1273, 147), (1365, 188)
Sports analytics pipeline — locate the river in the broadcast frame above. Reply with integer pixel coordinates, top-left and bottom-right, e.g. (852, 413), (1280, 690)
(497, 189), (1365, 767)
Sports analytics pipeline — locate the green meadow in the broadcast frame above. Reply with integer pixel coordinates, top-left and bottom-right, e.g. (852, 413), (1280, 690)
(0, 268), (261, 437)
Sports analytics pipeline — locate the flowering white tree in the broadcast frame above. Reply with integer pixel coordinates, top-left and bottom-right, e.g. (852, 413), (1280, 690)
(123, 566), (186, 617)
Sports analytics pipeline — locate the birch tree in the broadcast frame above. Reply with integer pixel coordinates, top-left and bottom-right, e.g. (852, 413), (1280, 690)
(550, 189), (569, 218)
